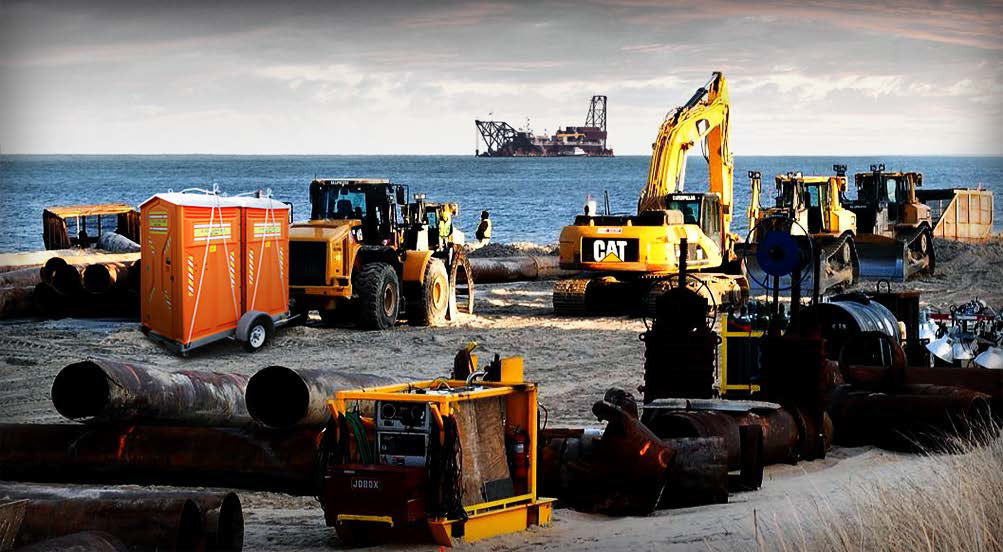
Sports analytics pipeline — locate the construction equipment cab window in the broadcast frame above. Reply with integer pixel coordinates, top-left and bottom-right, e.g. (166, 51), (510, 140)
(309, 181), (400, 245)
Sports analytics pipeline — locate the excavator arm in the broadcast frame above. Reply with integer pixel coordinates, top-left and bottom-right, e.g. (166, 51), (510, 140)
(637, 72), (733, 235)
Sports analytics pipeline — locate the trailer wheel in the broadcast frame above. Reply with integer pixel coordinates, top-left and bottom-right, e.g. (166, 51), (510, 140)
(408, 258), (449, 326)
(242, 314), (273, 352)
(355, 263), (400, 330)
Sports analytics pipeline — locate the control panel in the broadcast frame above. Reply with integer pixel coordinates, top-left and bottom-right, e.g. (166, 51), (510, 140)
(375, 400), (432, 467)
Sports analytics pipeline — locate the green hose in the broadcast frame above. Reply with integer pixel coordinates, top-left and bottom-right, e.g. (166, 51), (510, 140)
(345, 411), (373, 464)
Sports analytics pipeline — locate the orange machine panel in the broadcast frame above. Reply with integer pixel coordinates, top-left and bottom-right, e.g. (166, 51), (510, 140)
(241, 202), (290, 316)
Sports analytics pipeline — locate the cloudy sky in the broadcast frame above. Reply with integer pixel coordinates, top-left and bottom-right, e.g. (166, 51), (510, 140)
(1, 0), (1001, 155)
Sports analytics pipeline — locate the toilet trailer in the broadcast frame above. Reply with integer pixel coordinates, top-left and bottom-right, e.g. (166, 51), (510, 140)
(139, 192), (290, 354)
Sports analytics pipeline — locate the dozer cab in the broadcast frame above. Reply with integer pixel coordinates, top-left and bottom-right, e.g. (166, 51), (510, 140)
(288, 179), (473, 330)
(745, 166), (859, 295)
(554, 72), (747, 315)
(841, 164), (935, 280)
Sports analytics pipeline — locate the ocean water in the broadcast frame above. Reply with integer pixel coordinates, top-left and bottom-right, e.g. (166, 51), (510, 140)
(1, 155), (1000, 253)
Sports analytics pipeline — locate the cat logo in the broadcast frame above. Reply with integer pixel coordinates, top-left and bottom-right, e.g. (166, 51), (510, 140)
(594, 239), (628, 262)
(583, 237), (639, 262)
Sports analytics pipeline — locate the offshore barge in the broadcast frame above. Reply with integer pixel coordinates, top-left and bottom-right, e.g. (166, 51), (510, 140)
(475, 95), (613, 157)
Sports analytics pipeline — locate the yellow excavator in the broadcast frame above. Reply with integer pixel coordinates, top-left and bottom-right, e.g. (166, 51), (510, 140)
(554, 72), (747, 315)
(745, 166), (860, 295)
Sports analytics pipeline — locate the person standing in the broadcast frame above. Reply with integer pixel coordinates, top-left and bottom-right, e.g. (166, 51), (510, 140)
(475, 210), (492, 247)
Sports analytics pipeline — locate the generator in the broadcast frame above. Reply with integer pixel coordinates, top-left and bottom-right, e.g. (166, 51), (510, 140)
(321, 357), (554, 547)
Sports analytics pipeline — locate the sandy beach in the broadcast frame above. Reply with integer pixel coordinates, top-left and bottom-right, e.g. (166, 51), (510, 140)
(1, 238), (1001, 550)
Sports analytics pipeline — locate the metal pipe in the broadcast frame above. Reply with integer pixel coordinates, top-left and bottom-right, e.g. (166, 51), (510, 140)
(0, 267), (43, 288)
(827, 384), (994, 450)
(660, 437), (728, 508)
(467, 256), (570, 283)
(51, 264), (84, 295)
(51, 360), (252, 427)
(0, 486), (204, 551)
(97, 232), (140, 253)
(82, 262), (133, 293)
(0, 424), (322, 495)
(0, 286), (35, 319)
(642, 410), (741, 469)
(0, 484), (241, 552)
(245, 366), (389, 428)
(12, 531), (127, 552)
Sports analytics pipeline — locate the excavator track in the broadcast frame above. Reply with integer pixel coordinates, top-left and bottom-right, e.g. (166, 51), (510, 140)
(553, 278), (592, 315)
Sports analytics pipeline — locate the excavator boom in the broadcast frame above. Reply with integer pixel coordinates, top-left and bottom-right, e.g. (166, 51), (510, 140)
(638, 72), (733, 235)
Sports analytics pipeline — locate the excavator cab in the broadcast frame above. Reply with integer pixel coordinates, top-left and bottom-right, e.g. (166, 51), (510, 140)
(663, 193), (724, 252)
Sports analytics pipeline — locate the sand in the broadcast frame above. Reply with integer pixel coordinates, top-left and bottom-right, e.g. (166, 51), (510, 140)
(1, 238), (1001, 550)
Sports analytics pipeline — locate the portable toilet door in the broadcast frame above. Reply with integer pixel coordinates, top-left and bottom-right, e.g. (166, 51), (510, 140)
(141, 193), (244, 352)
(240, 197), (290, 319)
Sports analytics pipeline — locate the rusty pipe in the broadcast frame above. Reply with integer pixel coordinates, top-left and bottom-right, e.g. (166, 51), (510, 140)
(245, 366), (389, 428)
(641, 410), (741, 469)
(0, 489), (203, 551)
(0, 267), (43, 288)
(660, 437), (729, 508)
(0, 483), (241, 552)
(467, 256), (570, 284)
(12, 531), (127, 552)
(842, 364), (1003, 400)
(0, 424), (322, 495)
(827, 384), (993, 450)
(0, 286), (35, 319)
(82, 262), (133, 294)
(51, 360), (252, 427)
(51, 264), (85, 295)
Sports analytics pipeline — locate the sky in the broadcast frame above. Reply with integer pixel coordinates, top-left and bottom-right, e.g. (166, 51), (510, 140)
(1, 0), (1001, 155)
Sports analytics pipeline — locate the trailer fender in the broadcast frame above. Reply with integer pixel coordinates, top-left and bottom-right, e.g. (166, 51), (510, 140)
(236, 310), (274, 342)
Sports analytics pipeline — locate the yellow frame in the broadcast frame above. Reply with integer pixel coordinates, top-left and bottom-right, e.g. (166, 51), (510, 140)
(719, 329), (764, 393)
(326, 375), (554, 547)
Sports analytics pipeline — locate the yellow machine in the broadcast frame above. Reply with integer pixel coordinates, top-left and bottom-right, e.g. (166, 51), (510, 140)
(321, 356), (554, 547)
(288, 179), (472, 330)
(842, 165), (935, 280)
(554, 72), (746, 315)
(745, 166), (859, 295)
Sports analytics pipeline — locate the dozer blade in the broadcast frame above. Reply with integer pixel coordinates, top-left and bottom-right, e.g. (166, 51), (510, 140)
(855, 229), (933, 281)
(742, 234), (859, 297)
(554, 273), (748, 317)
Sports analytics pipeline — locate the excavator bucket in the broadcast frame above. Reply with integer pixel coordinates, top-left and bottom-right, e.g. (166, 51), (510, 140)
(855, 229), (934, 281)
(741, 234), (858, 298)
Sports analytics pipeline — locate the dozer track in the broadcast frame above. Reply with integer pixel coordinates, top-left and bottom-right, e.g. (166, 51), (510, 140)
(744, 233), (859, 297)
(856, 227), (934, 281)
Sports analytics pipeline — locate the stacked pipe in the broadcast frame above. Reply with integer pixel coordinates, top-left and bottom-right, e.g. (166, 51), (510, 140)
(828, 331), (998, 450)
(31, 256), (140, 319)
(1, 360), (390, 549)
(0, 483), (241, 552)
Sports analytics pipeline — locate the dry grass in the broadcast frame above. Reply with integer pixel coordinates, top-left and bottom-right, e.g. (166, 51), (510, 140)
(758, 428), (1003, 552)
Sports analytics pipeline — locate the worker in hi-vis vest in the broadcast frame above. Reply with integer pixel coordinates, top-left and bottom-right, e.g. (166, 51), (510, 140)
(475, 210), (491, 247)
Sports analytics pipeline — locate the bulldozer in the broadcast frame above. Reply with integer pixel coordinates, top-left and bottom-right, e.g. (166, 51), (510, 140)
(554, 72), (747, 315)
(841, 164), (935, 280)
(744, 166), (860, 296)
(288, 179), (473, 330)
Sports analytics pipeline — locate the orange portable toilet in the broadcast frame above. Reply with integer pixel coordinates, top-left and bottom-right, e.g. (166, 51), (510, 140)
(139, 191), (290, 354)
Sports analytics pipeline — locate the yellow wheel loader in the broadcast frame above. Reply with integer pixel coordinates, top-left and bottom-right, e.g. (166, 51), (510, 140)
(554, 72), (747, 315)
(745, 166), (860, 296)
(288, 179), (473, 330)
(842, 165), (935, 280)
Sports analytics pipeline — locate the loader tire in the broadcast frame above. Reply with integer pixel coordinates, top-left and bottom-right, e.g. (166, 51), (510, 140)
(354, 263), (400, 330)
(408, 258), (449, 326)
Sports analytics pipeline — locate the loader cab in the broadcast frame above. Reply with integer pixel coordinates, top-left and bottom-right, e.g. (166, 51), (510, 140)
(309, 179), (407, 246)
